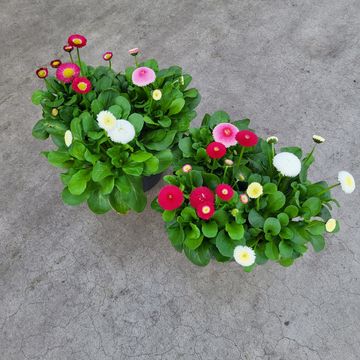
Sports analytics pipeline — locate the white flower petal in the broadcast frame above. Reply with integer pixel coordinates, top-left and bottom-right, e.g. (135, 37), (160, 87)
(108, 119), (136, 144)
(273, 152), (301, 177)
(97, 110), (116, 132)
(64, 130), (73, 147)
(233, 246), (256, 267)
(338, 171), (355, 194)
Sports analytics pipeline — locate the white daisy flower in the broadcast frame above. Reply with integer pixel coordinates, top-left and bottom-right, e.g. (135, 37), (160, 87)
(233, 245), (256, 267)
(152, 89), (162, 101)
(325, 218), (337, 232)
(97, 110), (116, 132)
(108, 119), (136, 144)
(312, 135), (325, 144)
(338, 171), (355, 194)
(64, 130), (73, 147)
(266, 136), (278, 144)
(273, 152), (301, 177)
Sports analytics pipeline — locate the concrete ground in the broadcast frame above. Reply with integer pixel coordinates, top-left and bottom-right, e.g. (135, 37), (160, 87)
(1, 0), (360, 359)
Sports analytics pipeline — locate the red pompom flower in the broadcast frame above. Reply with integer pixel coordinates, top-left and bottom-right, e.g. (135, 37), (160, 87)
(103, 51), (113, 61)
(63, 45), (74, 52)
(196, 202), (215, 220)
(68, 34), (87, 48)
(50, 59), (62, 68)
(56, 63), (80, 83)
(206, 142), (226, 159)
(216, 184), (235, 201)
(158, 185), (184, 211)
(189, 186), (214, 208)
(236, 130), (258, 147)
(36, 67), (48, 79)
(72, 77), (92, 94)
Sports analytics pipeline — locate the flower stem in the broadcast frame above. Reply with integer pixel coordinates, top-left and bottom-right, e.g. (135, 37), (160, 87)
(134, 55), (139, 67)
(69, 53), (74, 63)
(109, 60), (112, 70)
(236, 146), (245, 170)
(317, 182), (340, 196)
(76, 48), (84, 76)
(223, 166), (229, 182)
(304, 145), (316, 165)
(256, 197), (260, 211)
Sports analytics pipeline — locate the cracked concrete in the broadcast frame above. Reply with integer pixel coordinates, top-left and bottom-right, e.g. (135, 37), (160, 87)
(1, 0), (360, 359)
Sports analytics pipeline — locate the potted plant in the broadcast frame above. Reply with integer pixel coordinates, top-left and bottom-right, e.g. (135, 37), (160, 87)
(32, 34), (201, 214)
(152, 111), (355, 271)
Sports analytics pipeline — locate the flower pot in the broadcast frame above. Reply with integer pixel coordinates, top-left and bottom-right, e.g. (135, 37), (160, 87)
(142, 173), (163, 192)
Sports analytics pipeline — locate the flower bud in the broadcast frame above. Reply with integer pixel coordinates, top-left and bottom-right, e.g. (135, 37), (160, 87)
(51, 108), (59, 116)
(182, 164), (192, 173)
(63, 45), (74, 52)
(36, 67), (48, 79)
(103, 51), (113, 61)
(266, 136), (278, 144)
(50, 59), (61, 68)
(231, 209), (239, 216)
(128, 48), (140, 56)
(240, 194), (249, 204)
(224, 159), (234, 166)
(312, 135), (325, 144)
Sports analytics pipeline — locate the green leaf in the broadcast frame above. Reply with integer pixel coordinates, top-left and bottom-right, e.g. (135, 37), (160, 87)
(68, 169), (91, 195)
(168, 98), (185, 115)
(123, 162), (143, 176)
(92, 161), (113, 182)
(189, 170), (203, 187)
(61, 187), (89, 205)
(279, 258), (294, 267)
(202, 173), (220, 190)
(70, 117), (82, 140)
(202, 221), (218, 238)
(167, 223), (184, 252)
(225, 222), (244, 241)
(69, 141), (86, 160)
(306, 221), (325, 235)
(184, 234), (203, 250)
(264, 217), (281, 235)
(116, 175), (147, 213)
(145, 130), (177, 151)
(248, 209), (265, 228)
(180, 207), (198, 222)
(162, 210), (176, 222)
(263, 182), (277, 194)
(265, 242), (279, 260)
(279, 240), (293, 258)
(179, 137), (193, 157)
(32, 120), (49, 140)
(80, 112), (97, 133)
(143, 156), (159, 175)
(128, 113), (144, 134)
(47, 150), (71, 167)
(216, 230), (235, 257)
(153, 149), (173, 174)
(267, 191), (286, 212)
(208, 111), (230, 129)
(130, 150), (153, 163)
(302, 197), (321, 217)
(109, 187), (130, 214)
(96, 76), (112, 91)
(280, 146), (302, 159)
(277, 213), (289, 226)
(284, 205), (299, 218)
(108, 104), (124, 118)
(184, 243), (211, 266)
(310, 234), (325, 252)
(87, 191), (111, 214)
(99, 176), (115, 195)
(31, 90), (46, 105)
(233, 119), (250, 130)
(280, 227), (294, 239)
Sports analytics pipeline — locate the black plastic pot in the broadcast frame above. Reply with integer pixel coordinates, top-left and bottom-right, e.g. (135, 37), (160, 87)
(142, 173), (163, 192)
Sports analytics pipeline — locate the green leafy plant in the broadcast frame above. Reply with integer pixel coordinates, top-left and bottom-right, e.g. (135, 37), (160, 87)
(152, 112), (354, 270)
(32, 35), (200, 214)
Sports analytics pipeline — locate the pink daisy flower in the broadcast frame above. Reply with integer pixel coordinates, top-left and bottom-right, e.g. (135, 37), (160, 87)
(212, 123), (239, 148)
(103, 51), (113, 61)
(132, 66), (156, 87)
(72, 77), (92, 94)
(56, 63), (80, 83)
(128, 48), (140, 56)
(68, 34), (87, 48)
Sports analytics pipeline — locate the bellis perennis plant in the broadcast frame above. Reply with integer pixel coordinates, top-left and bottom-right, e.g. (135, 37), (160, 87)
(32, 34), (200, 215)
(152, 111), (355, 271)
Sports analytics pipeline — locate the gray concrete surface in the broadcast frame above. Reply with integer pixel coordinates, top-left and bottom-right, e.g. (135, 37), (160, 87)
(1, 0), (360, 359)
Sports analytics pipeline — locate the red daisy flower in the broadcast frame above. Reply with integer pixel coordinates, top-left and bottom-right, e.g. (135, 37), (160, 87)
(206, 142), (226, 159)
(158, 185), (184, 211)
(189, 186), (214, 208)
(63, 45), (74, 52)
(36, 67), (48, 79)
(196, 202), (215, 220)
(56, 63), (80, 83)
(216, 184), (235, 201)
(103, 51), (113, 61)
(235, 130), (258, 147)
(50, 59), (62, 68)
(72, 77), (92, 94)
(68, 34), (87, 48)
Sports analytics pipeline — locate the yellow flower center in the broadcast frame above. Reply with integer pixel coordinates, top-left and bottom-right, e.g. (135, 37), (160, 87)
(240, 252), (250, 261)
(73, 38), (82, 45)
(224, 129), (231, 136)
(77, 82), (87, 91)
(38, 70), (46, 77)
(63, 68), (75, 78)
(202, 206), (211, 214)
(214, 146), (219, 152)
(222, 189), (228, 195)
(345, 176), (354, 187)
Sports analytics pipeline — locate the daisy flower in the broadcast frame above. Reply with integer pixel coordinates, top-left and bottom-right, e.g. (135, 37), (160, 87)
(273, 152), (301, 177)
(56, 63), (80, 83)
(182, 164), (192, 173)
(72, 77), (92, 94)
(158, 185), (184, 211)
(338, 171), (355, 194)
(266, 136), (278, 144)
(51, 108), (59, 117)
(233, 246), (256, 267)
(68, 34), (87, 48)
(97, 110), (117, 132)
(152, 89), (162, 101)
(50, 59), (62, 68)
(128, 48), (140, 56)
(216, 184), (234, 201)
(212, 123), (238, 148)
(246, 182), (263, 199)
(36, 67), (48, 79)
(236, 130), (258, 147)
(325, 218), (337, 232)
(206, 142), (226, 159)
(189, 187), (214, 208)
(224, 159), (234, 166)
(63, 45), (74, 52)
(64, 130), (73, 147)
(132, 67), (156, 87)
(239, 194), (249, 204)
(108, 120), (136, 144)
(313, 135), (325, 144)
(196, 202), (215, 220)
(102, 51), (113, 61)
